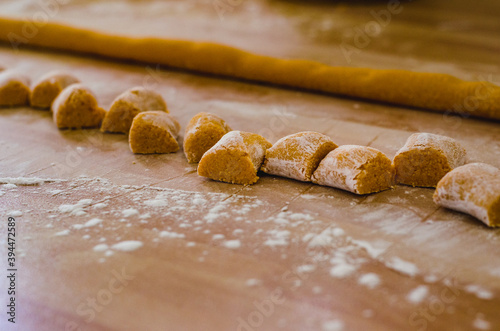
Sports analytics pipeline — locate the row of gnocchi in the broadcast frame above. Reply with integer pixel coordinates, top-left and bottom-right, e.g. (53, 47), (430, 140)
(192, 124), (499, 228)
(1, 69), (499, 228)
(0, 69), (180, 153)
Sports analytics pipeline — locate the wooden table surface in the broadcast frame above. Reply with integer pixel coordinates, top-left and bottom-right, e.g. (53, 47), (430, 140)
(0, 1), (499, 330)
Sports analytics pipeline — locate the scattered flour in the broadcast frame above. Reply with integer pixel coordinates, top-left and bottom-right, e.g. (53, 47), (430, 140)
(322, 319), (344, 331)
(351, 239), (389, 258)
(473, 315), (491, 330)
(7, 210), (22, 217)
(264, 230), (290, 247)
(54, 229), (70, 236)
(296, 265), (316, 274)
(465, 284), (494, 300)
(93, 244), (109, 252)
(385, 257), (419, 277)
(224, 240), (241, 249)
(58, 199), (93, 216)
(406, 285), (429, 304)
(122, 208), (139, 217)
(0, 177), (58, 185)
(159, 231), (185, 239)
(358, 273), (381, 289)
(245, 279), (261, 287)
(144, 199), (168, 207)
(111, 240), (143, 251)
(303, 227), (338, 248)
(83, 218), (103, 228)
(330, 264), (357, 278)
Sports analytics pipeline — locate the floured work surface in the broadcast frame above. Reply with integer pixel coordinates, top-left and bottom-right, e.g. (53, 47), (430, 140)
(1, 1), (500, 331)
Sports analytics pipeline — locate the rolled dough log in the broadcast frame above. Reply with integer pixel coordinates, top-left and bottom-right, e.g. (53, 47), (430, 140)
(198, 131), (271, 185)
(52, 84), (105, 129)
(393, 133), (466, 188)
(183, 112), (232, 163)
(0, 70), (30, 107)
(311, 145), (395, 195)
(101, 87), (167, 134)
(0, 18), (499, 120)
(30, 71), (80, 109)
(261, 131), (337, 182)
(434, 163), (500, 227)
(129, 111), (180, 154)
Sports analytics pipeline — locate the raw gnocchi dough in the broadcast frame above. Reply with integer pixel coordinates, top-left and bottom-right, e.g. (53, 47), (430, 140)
(129, 111), (180, 154)
(183, 112), (232, 163)
(198, 131), (271, 185)
(52, 84), (105, 129)
(261, 131), (337, 182)
(311, 145), (395, 195)
(30, 71), (79, 109)
(434, 163), (500, 227)
(393, 133), (466, 188)
(0, 70), (30, 107)
(1, 19), (500, 120)
(101, 87), (167, 134)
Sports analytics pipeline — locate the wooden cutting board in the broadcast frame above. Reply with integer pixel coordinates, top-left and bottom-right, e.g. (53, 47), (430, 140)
(1, 1), (499, 331)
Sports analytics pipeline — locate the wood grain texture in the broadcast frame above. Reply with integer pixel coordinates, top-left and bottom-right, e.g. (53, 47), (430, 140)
(0, 1), (500, 331)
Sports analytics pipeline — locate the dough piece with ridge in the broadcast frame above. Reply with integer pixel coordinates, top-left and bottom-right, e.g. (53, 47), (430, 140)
(101, 87), (167, 133)
(0, 71), (30, 107)
(198, 131), (271, 185)
(183, 112), (232, 163)
(30, 71), (79, 109)
(393, 133), (466, 188)
(312, 145), (395, 195)
(261, 131), (337, 182)
(434, 163), (500, 228)
(52, 84), (105, 129)
(129, 111), (180, 154)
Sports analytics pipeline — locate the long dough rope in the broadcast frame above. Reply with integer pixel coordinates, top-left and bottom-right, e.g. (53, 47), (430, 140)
(1, 17), (499, 120)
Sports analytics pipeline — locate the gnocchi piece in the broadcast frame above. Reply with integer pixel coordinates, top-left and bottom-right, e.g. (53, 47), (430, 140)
(198, 131), (271, 185)
(52, 84), (105, 129)
(312, 145), (395, 195)
(434, 163), (500, 227)
(30, 71), (79, 109)
(101, 87), (167, 133)
(393, 133), (466, 187)
(261, 131), (337, 182)
(183, 112), (232, 163)
(129, 111), (180, 154)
